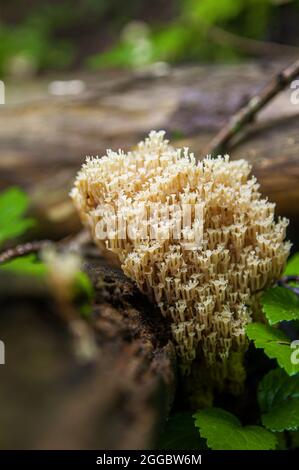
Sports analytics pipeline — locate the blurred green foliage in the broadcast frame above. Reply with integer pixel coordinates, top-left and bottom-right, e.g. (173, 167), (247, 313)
(0, 6), (74, 76)
(92, 0), (294, 68)
(0, 186), (94, 316)
(0, 0), (299, 75)
(0, 187), (34, 246)
(73, 270), (95, 317)
(0, 254), (47, 277)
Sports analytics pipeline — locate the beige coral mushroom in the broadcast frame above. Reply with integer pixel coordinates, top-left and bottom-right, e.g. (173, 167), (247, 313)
(71, 130), (290, 390)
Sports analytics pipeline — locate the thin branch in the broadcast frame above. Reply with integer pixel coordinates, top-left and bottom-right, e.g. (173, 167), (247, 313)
(278, 275), (299, 296)
(205, 24), (299, 58)
(0, 240), (52, 264)
(205, 59), (299, 156)
(0, 229), (91, 265)
(60, 229), (91, 252)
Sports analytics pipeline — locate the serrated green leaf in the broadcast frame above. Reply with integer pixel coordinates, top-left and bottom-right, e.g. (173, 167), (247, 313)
(246, 322), (288, 346)
(258, 368), (299, 432)
(193, 408), (277, 450)
(0, 254), (47, 276)
(246, 323), (299, 376)
(0, 187), (34, 246)
(158, 413), (206, 450)
(284, 253), (299, 276)
(262, 286), (299, 325)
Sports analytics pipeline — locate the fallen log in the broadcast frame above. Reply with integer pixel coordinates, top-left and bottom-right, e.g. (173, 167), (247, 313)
(0, 62), (298, 240)
(0, 254), (176, 449)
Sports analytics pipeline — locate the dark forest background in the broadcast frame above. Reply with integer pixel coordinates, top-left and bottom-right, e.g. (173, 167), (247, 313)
(1, 0), (299, 78)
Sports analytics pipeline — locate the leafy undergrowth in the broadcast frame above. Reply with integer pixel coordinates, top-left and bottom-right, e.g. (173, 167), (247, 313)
(0, 187), (34, 246)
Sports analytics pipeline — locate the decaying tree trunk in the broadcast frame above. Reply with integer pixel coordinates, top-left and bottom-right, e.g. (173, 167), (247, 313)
(0, 61), (298, 240)
(0, 251), (176, 449)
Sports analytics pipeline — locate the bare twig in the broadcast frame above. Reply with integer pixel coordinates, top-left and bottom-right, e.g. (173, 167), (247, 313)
(278, 275), (299, 296)
(205, 24), (299, 58)
(60, 229), (91, 252)
(0, 240), (52, 264)
(0, 229), (91, 265)
(205, 59), (299, 156)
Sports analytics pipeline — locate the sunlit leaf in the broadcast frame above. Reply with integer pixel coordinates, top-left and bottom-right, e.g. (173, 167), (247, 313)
(262, 286), (299, 325)
(0, 254), (47, 276)
(284, 253), (299, 276)
(73, 270), (94, 317)
(193, 407), (277, 450)
(246, 323), (299, 376)
(0, 187), (34, 247)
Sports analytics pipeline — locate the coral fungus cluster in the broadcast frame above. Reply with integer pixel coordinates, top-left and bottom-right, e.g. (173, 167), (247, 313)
(71, 131), (290, 391)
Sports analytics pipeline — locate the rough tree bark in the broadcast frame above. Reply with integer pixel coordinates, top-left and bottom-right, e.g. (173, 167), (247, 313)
(0, 251), (176, 449)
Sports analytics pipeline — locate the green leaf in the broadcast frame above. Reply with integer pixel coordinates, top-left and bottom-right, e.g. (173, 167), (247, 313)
(258, 368), (299, 432)
(262, 286), (299, 325)
(158, 413), (206, 450)
(193, 408), (277, 450)
(0, 254), (47, 277)
(246, 323), (299, 376)
(284, 253), (299, 276)
(73, 271), (94, 317)
(0, 187), (34, 246)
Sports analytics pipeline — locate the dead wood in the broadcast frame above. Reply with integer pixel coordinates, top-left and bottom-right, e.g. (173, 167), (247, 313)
(0, 254), (176, 449)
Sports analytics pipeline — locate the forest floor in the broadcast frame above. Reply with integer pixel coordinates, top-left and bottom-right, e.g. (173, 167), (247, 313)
(0, 59), (298, 449)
